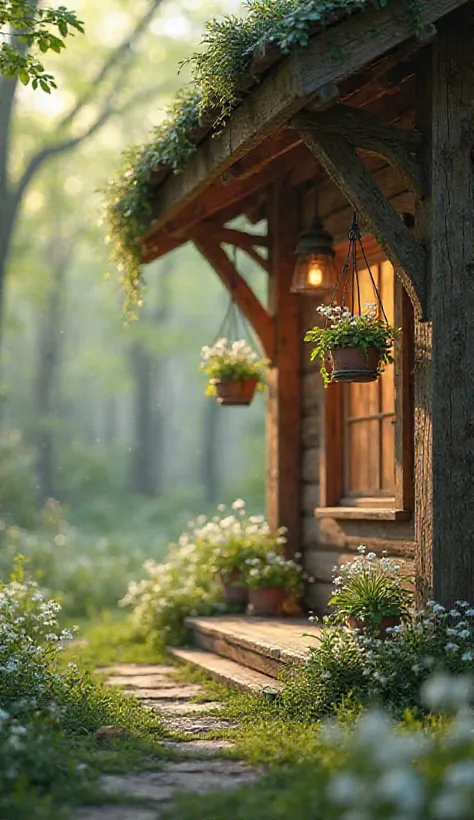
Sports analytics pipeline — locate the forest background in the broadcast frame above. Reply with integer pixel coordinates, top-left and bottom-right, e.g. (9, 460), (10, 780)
(0, 0), (267, 620)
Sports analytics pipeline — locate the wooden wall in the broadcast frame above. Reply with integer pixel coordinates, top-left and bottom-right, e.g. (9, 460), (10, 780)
(296, 157), (417, 613)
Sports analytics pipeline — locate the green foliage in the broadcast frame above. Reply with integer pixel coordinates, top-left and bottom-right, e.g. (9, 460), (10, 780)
(328, 545), (412, 627)
(0, 565), (166, 816)
(105, 0), (424, 309)
(169, 697), (474, 820)
(305, 304), (401, 386)
(0, 1), (84, 91)
(244, 552), (308, 593)
(104, 87), (201, 317)
(280, 600), (474, 721)
(0, 428), (37, 528)
(0, 497), (173, 619)
(121, 500), (287, 646)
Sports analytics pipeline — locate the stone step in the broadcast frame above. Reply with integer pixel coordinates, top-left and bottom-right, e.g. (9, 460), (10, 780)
(184, 615), (320, 679)
(168, 646), (283, 697)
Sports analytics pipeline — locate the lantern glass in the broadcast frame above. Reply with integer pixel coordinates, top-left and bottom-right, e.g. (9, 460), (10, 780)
(291, 251), (337, 295)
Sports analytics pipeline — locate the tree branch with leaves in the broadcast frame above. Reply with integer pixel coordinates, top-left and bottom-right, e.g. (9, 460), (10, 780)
(0, 0), (84, 92)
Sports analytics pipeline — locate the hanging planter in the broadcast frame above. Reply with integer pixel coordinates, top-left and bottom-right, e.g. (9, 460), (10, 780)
(304, 214), (401, 387)
(212, 376), (259, 407)
(200, 339), (267, 405)
(200, 256), (268, 406)
(331, 341), (381, 384)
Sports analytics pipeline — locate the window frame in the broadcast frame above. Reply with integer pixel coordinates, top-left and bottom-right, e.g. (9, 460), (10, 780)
(316, 239), (414, 522)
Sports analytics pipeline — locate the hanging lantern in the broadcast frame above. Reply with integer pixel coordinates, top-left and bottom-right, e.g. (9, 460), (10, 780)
(291, 215), (338, 295)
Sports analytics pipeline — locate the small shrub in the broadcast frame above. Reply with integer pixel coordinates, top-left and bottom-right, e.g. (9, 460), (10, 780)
(328, 545), (412, 629)
(121, 500), (293, 646)
(281, 600), (474, 720)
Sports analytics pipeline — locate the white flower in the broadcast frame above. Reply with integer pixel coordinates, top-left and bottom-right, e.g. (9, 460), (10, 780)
(445, 642), (460, 652)
(422, 672), (472, 711)
(231, 499), (245, 511)
(462, 650), (473, 662)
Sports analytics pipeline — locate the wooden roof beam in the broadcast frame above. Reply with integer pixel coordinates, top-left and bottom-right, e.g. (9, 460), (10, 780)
(147, 0), (467, 239)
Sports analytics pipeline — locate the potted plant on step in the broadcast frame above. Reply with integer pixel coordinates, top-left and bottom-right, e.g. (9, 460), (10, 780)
(328, 545), (412, 637)
(304, 304), (401, 387)
(244, 552), (309, 616)
(200, 338), (268, 405)
(194, 500), (288, 609)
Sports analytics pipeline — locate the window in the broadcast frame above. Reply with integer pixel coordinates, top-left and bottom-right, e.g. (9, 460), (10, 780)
(317, 241), (414, 521)
(342, 260), (395, 504)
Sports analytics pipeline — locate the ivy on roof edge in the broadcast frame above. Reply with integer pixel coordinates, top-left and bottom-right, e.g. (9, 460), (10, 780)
(104, 0), (422, 316)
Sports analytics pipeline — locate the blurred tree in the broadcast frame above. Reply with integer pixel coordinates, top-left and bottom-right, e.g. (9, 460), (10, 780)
(0, 1), (84, 91)
(129, 262), (174, 496)
(34, 220), (67, 502)
(0, 0), (165, 340)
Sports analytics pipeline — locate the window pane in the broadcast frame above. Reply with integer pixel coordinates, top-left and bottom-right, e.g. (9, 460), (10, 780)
(349, 378), (379, 419)
(348, 419), (380, 494)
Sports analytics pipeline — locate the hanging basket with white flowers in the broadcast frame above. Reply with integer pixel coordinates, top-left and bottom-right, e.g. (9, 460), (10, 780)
(305, 303), (401, 387)
(304, 213), (401, 387)
(200, 338), (268, 406)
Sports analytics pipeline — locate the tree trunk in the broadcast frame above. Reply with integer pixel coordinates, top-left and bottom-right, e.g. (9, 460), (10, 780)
(34, 238), (67, 503)
(130, 341), (155, 496)
(129, 266), (172, 496)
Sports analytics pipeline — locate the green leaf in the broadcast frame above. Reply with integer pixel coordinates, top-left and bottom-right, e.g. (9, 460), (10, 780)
(19, 69), (30, 86)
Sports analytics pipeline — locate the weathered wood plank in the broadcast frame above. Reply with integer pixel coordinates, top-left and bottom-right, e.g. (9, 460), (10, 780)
(427, 8), (474, 606)
(293, 122), (427, 317)
(147, 0), (467, 239)
(266, 181), (301, 556)
(192, 237), (274, 360)
(413, 320), (433, 604)
(296, 105), (424, 198)
(394, 281), (414, 514)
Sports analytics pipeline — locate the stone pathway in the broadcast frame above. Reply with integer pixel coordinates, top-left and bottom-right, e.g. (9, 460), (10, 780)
(76, 663), (259, 819)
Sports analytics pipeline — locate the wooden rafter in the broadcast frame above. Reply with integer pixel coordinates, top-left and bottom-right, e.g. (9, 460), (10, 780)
(192, 236), (275, 361)
(292, 116), (427, 317)
(197, 224), (270, 273)
(148, 0), (466, 237)
(297, 105), (424, 198)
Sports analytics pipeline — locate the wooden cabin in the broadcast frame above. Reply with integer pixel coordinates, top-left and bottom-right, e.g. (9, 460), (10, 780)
(141, 0), (474, 611)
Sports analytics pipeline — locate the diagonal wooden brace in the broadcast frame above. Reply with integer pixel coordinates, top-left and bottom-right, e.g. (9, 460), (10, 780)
(292, 115), (427, 318)
(193, 234), (275, 361)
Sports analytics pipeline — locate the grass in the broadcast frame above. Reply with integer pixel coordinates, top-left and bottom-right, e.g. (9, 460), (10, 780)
(62, 611), (169, 669)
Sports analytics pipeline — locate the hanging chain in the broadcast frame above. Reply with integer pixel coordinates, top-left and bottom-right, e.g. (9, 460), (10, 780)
(327, 212), (389, 326)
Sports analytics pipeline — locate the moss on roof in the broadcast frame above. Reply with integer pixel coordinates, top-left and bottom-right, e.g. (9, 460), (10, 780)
(104, 0), (422, 315)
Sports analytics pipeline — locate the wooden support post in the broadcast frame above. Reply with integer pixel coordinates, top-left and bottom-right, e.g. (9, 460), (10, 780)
(417, 8), (474, 605)
(266, 181), (302, 556)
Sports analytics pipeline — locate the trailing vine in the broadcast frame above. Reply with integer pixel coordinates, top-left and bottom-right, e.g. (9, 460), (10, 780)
(104, 0), (423, 315)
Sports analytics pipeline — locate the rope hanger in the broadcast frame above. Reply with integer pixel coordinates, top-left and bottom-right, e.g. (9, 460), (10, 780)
(212, 245), (260, 350)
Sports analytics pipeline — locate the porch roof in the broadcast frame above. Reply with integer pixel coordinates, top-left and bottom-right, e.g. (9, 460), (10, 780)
(140, 0), (467, 265)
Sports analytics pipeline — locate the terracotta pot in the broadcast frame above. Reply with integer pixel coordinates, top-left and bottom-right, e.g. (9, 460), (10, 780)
(213, 378), (258, 406)
(330, 347), (380, 383)
(347, 614), (401, 639)
(248, 587), (287, 616)
(219, 569), (248, 608)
